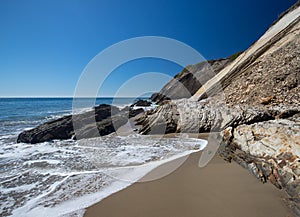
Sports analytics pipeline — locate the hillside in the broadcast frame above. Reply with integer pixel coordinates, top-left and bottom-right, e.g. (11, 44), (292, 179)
(224, 22), (300, 106)
(151, 58), (232, 103)
(192, 2), (300, 102)
(140, 2), (300, 215)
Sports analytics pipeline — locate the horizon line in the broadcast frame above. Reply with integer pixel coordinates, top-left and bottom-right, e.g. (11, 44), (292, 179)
(0, 96), (152, 98)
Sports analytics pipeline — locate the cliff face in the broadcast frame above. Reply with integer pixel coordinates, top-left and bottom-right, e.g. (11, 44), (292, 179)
(141, 2), (300, 214)
(192, 3), (300, 102)
(154, 2), (300, 106)
(224, 18), (300, 106)
(151, 58), (231, 103)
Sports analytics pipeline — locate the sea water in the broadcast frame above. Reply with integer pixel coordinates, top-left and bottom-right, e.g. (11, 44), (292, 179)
(0, 98), (207, 216)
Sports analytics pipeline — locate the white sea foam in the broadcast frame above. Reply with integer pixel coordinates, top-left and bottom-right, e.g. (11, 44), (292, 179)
(0, 134), (15, 139)
(0, 183), (37, 194)
(23, 159), (61, 167)
(112, 103), (132, 110)
(132, 102), (159, 111)
(12, 141), (206, 217)
(0, 135), (207, 217)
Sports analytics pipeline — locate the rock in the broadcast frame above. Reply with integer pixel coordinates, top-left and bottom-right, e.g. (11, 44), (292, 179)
(140, 99), (299, 134)
(286, 179), (300, 198)
(143, 3), (300, 215)
(248, 163), (261, 180)
(231, 119), (300, 162)
(259, 96), (274, 105)
(151, 58), (231, 103)
(131, 99), (152, 107)
(74, 113), (129, 139)
(121, 106), (144, 118)
(222, 21), (300, 107)
(17, 104), (143, 144)
(221, 117), (300, 203)
(150, 93), (169, 102)
(222, 127), (233, 144)
(139, 101), (179, 134)
(129, 108), (144, 117)
(140, 96), (300, 207)
(17, 114), (75, 144)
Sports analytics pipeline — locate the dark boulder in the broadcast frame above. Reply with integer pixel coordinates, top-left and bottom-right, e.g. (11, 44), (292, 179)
(121, 106), (144, 117)
(131, 99), (152, 107)
(17, 114), (75, 144)
(17, 104), (143, 144)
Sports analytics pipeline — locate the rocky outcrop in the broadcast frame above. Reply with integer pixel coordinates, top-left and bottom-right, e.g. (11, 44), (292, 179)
(139, 98), (300, 214)
(140, 99), (299, 134)
(224, 23), (300, 106)
(139, 101), (179, 134)
(17, 104), (144, 144)
(151, 58), (231, 103)
(192, 3), (300, 101)
(131, 99), (152, 107)
(220, 117), (300, 215)
(140, 3), (300, 215)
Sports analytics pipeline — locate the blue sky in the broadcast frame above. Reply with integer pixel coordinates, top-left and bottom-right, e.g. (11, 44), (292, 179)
(0, 0), (297, 97)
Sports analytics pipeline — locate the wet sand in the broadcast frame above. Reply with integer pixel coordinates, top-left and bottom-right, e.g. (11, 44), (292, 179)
(84, 150), (291, 217)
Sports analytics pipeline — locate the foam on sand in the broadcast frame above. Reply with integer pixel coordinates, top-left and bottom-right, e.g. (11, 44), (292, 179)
(1, 135), (207, 217)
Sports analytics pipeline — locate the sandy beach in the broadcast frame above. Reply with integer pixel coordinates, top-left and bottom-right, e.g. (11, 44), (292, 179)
(85, 150), (292, 217)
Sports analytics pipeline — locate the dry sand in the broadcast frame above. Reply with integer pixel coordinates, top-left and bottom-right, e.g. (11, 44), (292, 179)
(84, 151), (292, 217)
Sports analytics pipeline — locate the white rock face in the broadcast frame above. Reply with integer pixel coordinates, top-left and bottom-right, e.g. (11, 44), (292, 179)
(232, 119), (300, 178)
(192, 5), (300, 100)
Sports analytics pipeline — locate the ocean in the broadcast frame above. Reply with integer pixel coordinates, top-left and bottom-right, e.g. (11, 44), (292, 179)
(0, 98), (207, 217)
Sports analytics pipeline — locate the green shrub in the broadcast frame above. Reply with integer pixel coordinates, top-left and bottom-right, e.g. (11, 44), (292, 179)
(228, 51), (243, 61)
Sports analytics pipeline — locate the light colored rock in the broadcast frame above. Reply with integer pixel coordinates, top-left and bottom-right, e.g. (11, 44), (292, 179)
(232, 119), (300, 161)
(222, 118), (300, 203)
(192, 6), (300, 101)
(140, 98), (299, 135)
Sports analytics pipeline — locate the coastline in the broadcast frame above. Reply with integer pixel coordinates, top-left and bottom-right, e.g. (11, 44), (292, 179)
(84, 135), (293, 217)
(1, 1), (299, 217)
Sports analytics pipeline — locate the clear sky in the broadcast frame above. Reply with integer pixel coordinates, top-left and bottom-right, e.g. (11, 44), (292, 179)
(0, 0), (297, 97)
